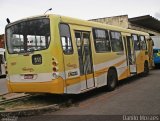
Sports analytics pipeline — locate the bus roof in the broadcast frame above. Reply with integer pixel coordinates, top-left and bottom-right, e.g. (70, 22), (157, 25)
(58, 15), (149, 36)
(6, 14), (149, 36)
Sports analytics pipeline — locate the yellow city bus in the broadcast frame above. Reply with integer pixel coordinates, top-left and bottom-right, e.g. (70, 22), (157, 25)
(5, 14), (150, 94)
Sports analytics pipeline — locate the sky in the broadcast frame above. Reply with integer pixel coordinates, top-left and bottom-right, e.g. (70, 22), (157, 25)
(0, 0), (160, 34)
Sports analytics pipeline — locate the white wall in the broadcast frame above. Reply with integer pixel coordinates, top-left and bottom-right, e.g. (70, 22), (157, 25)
(151, 36), (160, 49)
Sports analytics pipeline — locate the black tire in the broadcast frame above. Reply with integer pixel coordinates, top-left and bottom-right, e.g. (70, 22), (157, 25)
(107, 69), (118, 91)
(143, 62), (149, 76)
(155, 64), (160, 69)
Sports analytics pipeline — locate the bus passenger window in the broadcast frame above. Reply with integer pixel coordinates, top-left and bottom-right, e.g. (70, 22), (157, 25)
(110, 31), (123, 52)
(140, 35), (147, 50)
(59, 24), (73, 54)
(93, 29), (111, 52)
(132, 34), (140, 50)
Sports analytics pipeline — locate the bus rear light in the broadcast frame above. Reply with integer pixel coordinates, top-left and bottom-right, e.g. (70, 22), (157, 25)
(52, 57), (59, 79)
(52, 72), (59, 79)
(52, 61), (58, 66)
(53, 67), (58, 72)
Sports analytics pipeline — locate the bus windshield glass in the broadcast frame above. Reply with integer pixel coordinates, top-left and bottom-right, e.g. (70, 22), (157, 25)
(6, 18), (50, 54)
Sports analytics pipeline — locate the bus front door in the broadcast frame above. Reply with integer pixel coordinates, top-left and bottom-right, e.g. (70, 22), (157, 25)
(126, 36), (137, 75)
(75, 31), (95, 90)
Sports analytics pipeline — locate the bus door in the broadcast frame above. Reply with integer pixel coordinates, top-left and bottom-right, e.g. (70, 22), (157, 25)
(126, 36), (137, 75)
(75, 31), (95, 90)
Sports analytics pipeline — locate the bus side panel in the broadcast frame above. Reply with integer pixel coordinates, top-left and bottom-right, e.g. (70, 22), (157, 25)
(59, 24), (81, 94)
(135, 51), (148, 74)
(63, 24), (96, 94)
(50, 15), (66, 93)
(93, 52), (128, 85)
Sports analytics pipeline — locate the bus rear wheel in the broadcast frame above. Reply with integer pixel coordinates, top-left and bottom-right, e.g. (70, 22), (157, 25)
(107, 69), (118, 91)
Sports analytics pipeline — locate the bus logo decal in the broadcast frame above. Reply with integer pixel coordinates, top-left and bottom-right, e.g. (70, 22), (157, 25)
(22, 67), (34, 72)
(11, 62), (16, 66)
(67, 63), (77, 68)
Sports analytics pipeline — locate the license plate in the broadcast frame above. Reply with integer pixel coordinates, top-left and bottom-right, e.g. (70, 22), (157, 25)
(24, 74), (34, 79)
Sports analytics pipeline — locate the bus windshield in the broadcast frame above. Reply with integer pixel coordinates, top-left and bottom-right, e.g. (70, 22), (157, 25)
(6, 18), (50, 54)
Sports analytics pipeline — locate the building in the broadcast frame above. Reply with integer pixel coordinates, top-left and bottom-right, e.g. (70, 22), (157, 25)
(89, 15), (160, 36)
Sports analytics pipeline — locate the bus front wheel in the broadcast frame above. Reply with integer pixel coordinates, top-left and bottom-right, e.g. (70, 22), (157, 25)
(107, 69), (118, 91)
(143, 61), (149, 76)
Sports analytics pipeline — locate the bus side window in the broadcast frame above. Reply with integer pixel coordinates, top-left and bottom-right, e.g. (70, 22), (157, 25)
(139, 35), (147, 50)
(59, 24), (73, 54)
(93, 28), (111, 52)
(110, 31), (123, 52)
(132, 34), (140, 50)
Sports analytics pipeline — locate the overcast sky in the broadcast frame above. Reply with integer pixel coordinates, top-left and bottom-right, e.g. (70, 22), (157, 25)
(0, 0), (160, 34)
